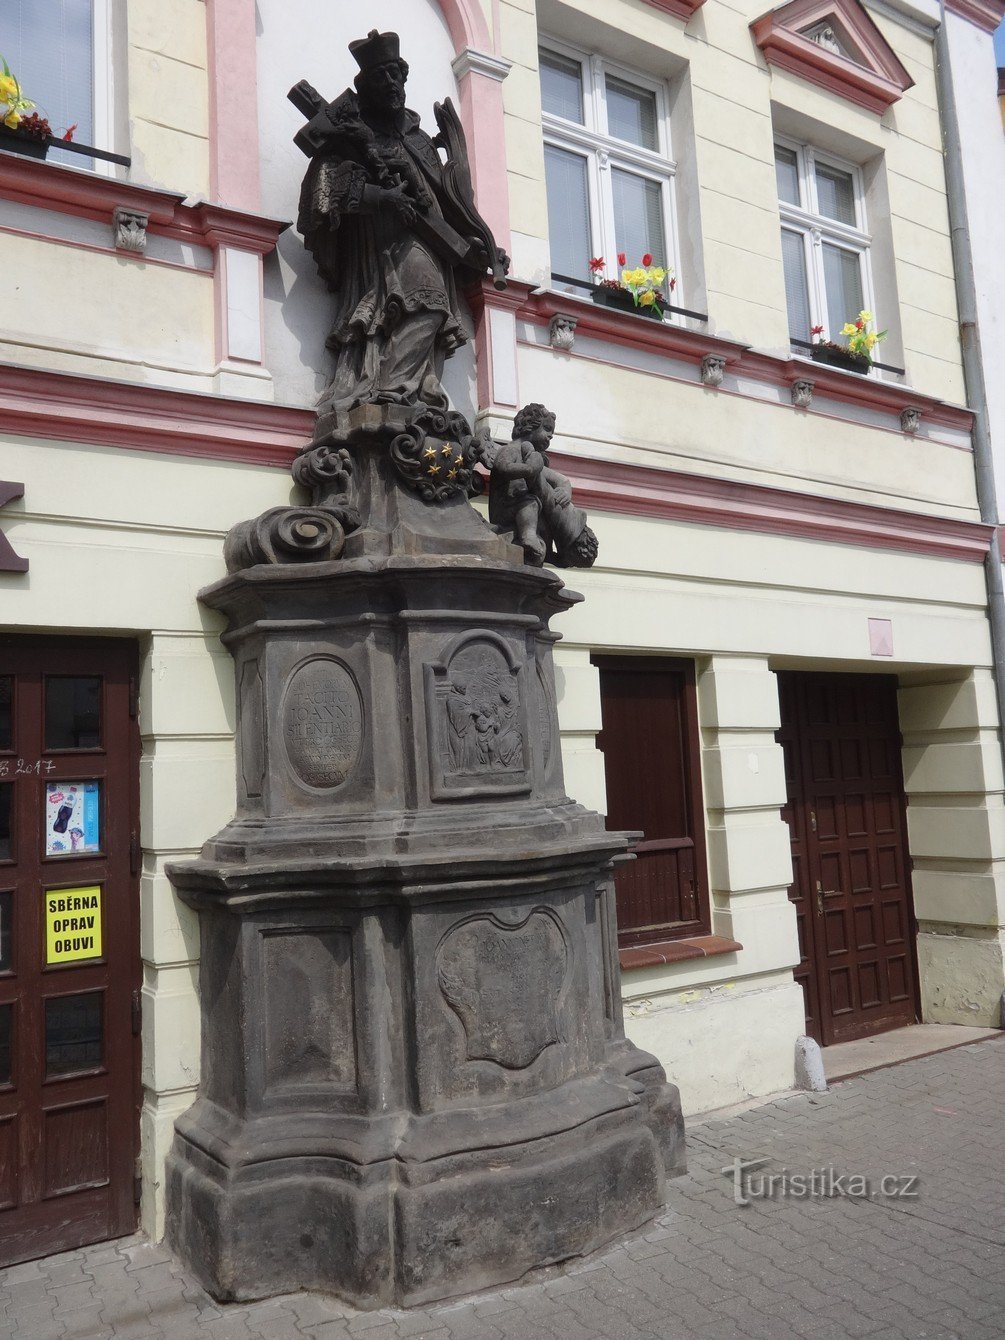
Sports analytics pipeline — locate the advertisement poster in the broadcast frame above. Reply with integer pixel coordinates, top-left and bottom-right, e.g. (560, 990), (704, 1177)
(45, 781), (100, 857)
(45, 885), (102, 964)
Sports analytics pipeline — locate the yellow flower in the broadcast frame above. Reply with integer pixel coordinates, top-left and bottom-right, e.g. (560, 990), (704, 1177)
(3, 109), (20, 129)
(865, 332), (877, 348)
(651, 267), (666, 284)
(840, 323), (857, 337)
(639, 291), (656, 306)
(621, 269), (632, 286)
(858, 310), (873, 323)
(0, 73), (17, 105)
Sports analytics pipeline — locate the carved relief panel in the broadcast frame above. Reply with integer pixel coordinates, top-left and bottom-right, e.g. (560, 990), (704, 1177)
(281, 656), (365, 791)
(424, 635), (531, 799)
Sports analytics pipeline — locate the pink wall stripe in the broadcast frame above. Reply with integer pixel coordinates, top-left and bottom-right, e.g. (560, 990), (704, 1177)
(207, 0), (262, 212)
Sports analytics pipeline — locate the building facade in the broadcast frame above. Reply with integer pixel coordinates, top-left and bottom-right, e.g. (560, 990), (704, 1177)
(1, 0), (1004, 1261)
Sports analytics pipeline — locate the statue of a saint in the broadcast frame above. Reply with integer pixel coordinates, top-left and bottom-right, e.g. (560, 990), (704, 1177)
(291, 31), (508, 416)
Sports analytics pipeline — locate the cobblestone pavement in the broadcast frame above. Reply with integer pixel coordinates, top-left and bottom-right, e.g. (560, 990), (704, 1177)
(3, 1038), (1004, 1340)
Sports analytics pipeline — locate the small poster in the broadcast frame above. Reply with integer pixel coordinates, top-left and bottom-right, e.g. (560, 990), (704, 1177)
(45, 886), (102, 964)
(45, 781), (100, 857)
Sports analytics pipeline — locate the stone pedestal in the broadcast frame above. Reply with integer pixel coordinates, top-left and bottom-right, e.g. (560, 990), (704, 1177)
(165, 409), (684, 1308)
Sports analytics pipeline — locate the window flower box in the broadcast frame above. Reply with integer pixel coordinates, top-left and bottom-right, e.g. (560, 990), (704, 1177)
(810, 341), (870, 375)
(0, 124), (48, 159)
(591, 285), (666, 322)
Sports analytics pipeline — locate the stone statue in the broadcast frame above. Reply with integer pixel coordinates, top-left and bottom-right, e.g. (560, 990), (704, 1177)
(290, 30), (509, 416)
(487, 403), (599, 568)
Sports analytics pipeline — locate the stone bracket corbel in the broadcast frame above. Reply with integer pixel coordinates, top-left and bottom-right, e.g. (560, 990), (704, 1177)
(791, 378), (815, 409)
(549, 314), (578, 352)
(900, 406), (922, 435)
(0, 481), (28, 573)
(113, 206), (150, 254)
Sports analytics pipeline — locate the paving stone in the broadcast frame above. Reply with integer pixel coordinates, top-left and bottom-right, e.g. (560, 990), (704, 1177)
(3, 1043), (1005, 1338)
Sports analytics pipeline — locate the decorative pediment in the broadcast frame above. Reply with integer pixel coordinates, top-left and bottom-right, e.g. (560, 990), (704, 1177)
(751, 0), (914, 115)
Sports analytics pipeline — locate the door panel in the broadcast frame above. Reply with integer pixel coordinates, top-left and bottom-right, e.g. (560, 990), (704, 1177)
(0, 637), (140, 1266)
(777, 672), (917, 1046)
(595, 658), (709, 944)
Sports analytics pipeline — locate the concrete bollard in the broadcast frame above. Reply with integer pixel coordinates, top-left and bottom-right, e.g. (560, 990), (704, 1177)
(795, 1035), (828, 1092)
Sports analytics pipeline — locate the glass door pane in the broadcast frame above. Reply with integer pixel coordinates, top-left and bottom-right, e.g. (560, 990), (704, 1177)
(605, 76), (659, 150)
(611, 169), (666, 269)
(544, 143), (592, 283)
(781, 229), (812, 342)
(539, 50), (584, 123)
(822, 243), (864, 340)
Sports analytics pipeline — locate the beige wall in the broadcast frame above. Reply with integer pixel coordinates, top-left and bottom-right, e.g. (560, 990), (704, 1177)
(508, 0), (965, 405)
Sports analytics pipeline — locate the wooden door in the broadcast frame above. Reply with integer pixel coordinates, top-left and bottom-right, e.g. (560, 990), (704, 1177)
(596, 658), (709, 944)
(777, 671), (918, 1045)
(0, 637), (140, 1266)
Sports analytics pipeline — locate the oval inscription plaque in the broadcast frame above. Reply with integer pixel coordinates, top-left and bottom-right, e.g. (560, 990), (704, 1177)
(283, 658), (363, 790)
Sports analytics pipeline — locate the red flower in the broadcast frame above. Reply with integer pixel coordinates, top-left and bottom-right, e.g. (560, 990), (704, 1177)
(855, 319), (864, 329)
(810, 325), (824, 336)
(642, 253), (653, 267)
(63, 124), (77, 142)
(617, 252), (626, 266)
(588, 256), (605, 272)
(669, 276), (676, 291)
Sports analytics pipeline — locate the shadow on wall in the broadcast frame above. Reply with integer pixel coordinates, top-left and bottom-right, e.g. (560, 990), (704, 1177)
(256, 0), (477, 421)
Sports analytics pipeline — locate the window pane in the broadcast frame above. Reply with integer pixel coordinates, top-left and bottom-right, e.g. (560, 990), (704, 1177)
(781, 229), (812, 342)
(0, 0), (95, 161)
(815, 162), (856, 225)
(539, 50), (584, 123)
(0, 1005), (9, 1085)
(775, 145), (800, 206)
(822, 243), (864, 338)
(45, 993), (103, 1077)
(544, 144), (592, 281)
(0, 784), (10, 863)
(0, 679), (10, 751)
(605, 76), (659, 151)
(0, 893), (10, 971)
(45, 676), (101, 749)
(612, 170), (667, 270)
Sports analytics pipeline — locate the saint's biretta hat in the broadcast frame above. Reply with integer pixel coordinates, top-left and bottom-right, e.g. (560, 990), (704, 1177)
(349, 30), (401, 72)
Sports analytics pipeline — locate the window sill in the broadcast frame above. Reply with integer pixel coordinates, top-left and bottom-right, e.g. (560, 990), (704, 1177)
(0, 152), (288, 255)
(619, 934), (742, 971)
(489, 280), (975, 436)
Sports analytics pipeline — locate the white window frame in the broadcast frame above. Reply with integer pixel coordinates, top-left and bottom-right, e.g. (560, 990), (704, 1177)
(775, 135), (877, 364)
(540, 37), (683, 309)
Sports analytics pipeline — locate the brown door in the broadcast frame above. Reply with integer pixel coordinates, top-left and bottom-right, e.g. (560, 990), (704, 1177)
(777, 671), (918, 1045)
(595, 657), (709, 944)
(0, 636), (140, 1266)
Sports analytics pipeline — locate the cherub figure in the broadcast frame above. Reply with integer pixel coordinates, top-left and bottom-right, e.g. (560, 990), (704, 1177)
(487, 403), (598, 569)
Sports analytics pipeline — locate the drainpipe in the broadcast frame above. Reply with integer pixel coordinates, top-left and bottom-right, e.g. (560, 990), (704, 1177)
(934, 9), (1005, 757)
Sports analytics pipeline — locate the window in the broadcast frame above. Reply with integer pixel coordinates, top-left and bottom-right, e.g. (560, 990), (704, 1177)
(775, 139), (875, 355)
(540, 42), (680, 300)
(0, 0), (111, 167)
(594, 657), (710, 945)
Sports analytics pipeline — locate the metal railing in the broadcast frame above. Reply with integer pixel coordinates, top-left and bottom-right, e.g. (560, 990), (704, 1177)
(550, 272), (709, 324)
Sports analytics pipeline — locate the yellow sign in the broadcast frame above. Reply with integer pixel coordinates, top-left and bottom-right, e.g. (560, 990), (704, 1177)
(45, 886), (102, 965)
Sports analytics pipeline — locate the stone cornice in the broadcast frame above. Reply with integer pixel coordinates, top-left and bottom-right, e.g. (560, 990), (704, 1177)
(451, 48), (513, 82)
(0, 361), (989, 565)
(944, 0), (1005, 32)
(0, 154), (288, 254)
(751, 0), (915, 114)
(639, 0), (709, 20)
(506, 284), (973, 433)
